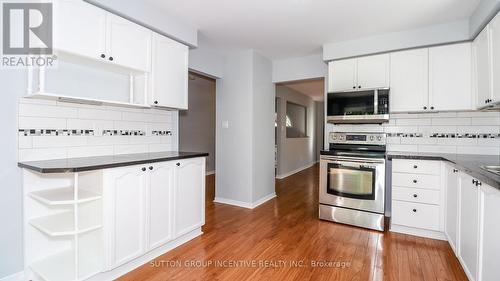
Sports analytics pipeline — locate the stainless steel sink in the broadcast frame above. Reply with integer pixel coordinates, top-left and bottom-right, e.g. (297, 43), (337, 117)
(481, 166), (500, 176)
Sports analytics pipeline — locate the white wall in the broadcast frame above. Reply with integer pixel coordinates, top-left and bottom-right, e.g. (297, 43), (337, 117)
(0, 70), (25, 279)
(276, 86), (317, 178)
(85, 0), (198, 47)
(189, 34), (225, 79)
(323, 20), (470, 61)
(470, 0), (500, 37)
(251, 52), (275, 202)
(272, 54), (327, 83)
(215, 50), (275, 207)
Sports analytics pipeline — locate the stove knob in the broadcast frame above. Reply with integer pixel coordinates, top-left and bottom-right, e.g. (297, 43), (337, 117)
(377, 136), (382, 141)
(369, 136), (374, 141)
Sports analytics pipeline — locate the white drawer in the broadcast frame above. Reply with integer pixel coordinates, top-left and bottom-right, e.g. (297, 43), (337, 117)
(392, 186), (440, 205)
(392, 173), (440, 190)
(392, 200), (440, 231)
(392, 159), (441, 175)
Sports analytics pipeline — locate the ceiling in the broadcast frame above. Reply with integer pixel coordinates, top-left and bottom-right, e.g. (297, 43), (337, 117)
(279, 78), (325, 101)
(144, 0), (480, 60)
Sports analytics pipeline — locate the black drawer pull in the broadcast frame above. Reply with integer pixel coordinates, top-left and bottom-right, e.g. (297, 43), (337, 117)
(141, 167), (146, 171)
(176, 163), (180, 166)
(413, 194), (418, 198)
(412, 209), (417, 213)
(149, 166), (153, 170)
(413, 179), (418, 183)
(413, 165), (418, 169)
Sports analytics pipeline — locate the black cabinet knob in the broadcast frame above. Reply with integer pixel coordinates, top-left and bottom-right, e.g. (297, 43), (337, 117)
(476, 181), (482, 186)
(453, 169), (458, 173)
(100, 54), (105, 58)
(412, 209), (417, 213)
(149, 166), (153, 170)
(141, 167), (146, 171)
(413, 194), (418, 198)
(352, 86), (356, 89)
(413, 179), (418, 183)
(358, 85), (361, 89)
(423, 106), (427, 110)
(109, 56), (114, 61)
(472, 179), (477, 184)
(176, 163), (180, 166)
(430, 106), (434, 110)
(154, 101), (158, 105)
(413, 165), (418, 169)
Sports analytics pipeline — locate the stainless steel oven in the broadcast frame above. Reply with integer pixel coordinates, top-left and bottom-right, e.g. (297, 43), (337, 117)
(319, 132), (386, 231)
(327, 88), (389, 124)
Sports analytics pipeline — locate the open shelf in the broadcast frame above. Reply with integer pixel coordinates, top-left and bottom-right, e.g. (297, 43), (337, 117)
(30, 249), (102, 281)
(29, 212), (101, 237)
(29, 187), (101, 206)
(25, 92), (151, 109)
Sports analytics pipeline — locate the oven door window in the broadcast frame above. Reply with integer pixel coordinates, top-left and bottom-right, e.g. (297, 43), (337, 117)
(326, 163), (375, 200)
(327, 90), (375, 116)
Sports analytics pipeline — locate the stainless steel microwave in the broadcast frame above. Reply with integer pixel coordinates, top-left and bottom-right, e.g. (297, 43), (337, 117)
(327, 88), (390, 124)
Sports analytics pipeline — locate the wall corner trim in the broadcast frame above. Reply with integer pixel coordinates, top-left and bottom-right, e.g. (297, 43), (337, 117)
(214, 193), (277, 209)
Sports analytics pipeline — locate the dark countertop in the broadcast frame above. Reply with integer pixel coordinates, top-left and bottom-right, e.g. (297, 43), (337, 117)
(387, 152), (500, 190)
(18, 151), (209, 173)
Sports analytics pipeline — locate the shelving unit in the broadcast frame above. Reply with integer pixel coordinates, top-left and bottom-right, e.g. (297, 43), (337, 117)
(23, 170), (104, 281)
(29, 186), (101, 205)
(29, 211), (102, 237)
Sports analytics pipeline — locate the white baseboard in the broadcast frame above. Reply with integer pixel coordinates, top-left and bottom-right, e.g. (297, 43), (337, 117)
(0, 271), (24, 281)
(85, 228), (203, 281)
(390, 224), (447, 240)
(214, 193), (276, 209)
(206, 170), (215, 176)
(276, 162), (316, 179)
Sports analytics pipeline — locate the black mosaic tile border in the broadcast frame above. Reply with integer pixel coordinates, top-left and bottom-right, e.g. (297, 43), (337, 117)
(387, 133), (500, 139)
(19, 129), (172, 137)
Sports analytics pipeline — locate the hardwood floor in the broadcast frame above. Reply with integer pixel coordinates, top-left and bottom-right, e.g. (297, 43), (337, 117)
(119, 164), (467, 281)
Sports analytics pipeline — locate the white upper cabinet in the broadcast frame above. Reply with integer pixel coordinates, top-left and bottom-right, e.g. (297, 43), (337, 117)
(390, 48), (429, 112)
(474, 26), (493, 108)
(479, 183), (500, 281)
(489, 12), (500, 105)
(54, 0), (106, 60)
(356, 54), (390, 90)
(106, 14), (151, 72)
(174, 158), (205, 238)
(147, 162), (175, 250)
(150, 33), (189, 109)
(328, 55), (389, 92)
(328, 59), (356, 92)
(429, 43), (473, 111)
(459, 172), (479, 281)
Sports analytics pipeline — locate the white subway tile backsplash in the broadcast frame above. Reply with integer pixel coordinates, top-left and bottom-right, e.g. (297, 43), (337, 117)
(457, 146), (500, 155)
(418, 112), (457, 118)
(400, 137), (437, 145)
(387, 144), (418, 152)
(457, 126), (500, 134)
(477, 138), (500, 147)
(387, 137), (401, 144)
(470, 117), (500, 126)
(418, 145), (457, 154)
(456, 111), (500, 118)
(396, 118), (431, 126)
(17, 100), (175, 162)
(431, 117), (471, 126)
(19, 117), (66, 129)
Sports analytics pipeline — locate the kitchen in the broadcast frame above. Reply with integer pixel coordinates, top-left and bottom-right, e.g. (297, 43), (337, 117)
(1, 0), (500, 281)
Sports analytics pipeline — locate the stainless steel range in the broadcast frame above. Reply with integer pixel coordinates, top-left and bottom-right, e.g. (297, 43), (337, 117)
(319, 132), (387, 231)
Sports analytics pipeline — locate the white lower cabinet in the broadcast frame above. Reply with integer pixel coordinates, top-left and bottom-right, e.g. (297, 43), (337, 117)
(478, 184), (500, 281)
(103, 164), (147, 269)
(103, 157), (205, 271)
(458, 172), (480, 281)
(174, 158), (206, 237)
(444, 164), (459, 252)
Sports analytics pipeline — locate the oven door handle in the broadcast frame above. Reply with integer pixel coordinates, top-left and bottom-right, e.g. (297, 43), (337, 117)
(328, 162), (379, 169)
(321, 156), (385, 164)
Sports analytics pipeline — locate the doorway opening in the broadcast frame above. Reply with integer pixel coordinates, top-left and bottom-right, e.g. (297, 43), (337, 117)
(274, 78), (325, 179)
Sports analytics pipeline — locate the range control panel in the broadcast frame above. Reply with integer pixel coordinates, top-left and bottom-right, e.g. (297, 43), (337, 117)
(330, 132), (386, 145)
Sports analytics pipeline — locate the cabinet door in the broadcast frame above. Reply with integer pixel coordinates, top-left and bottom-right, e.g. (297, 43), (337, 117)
(147, 162), (175, 250)
(489, 12), (500, 104)
(478, 184), (500, 281)
(356, 54), (390, 90)
(174, 158), (205, 237)
(103, 165), (147, 268)
(444, 164), (459, 253)
(474, 26), (492, 108)
(429, 43), (473, 111)
(390, 49), (429, 112)
(53, 0), (106, 59)
(328, 59), (357, 92)
(459, 172), (479, 281)
(106, 14), (151, 72)
(150, 33), (189, 109)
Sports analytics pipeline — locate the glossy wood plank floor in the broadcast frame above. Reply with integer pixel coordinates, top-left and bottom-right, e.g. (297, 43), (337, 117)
(120, 164), (467, 281)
